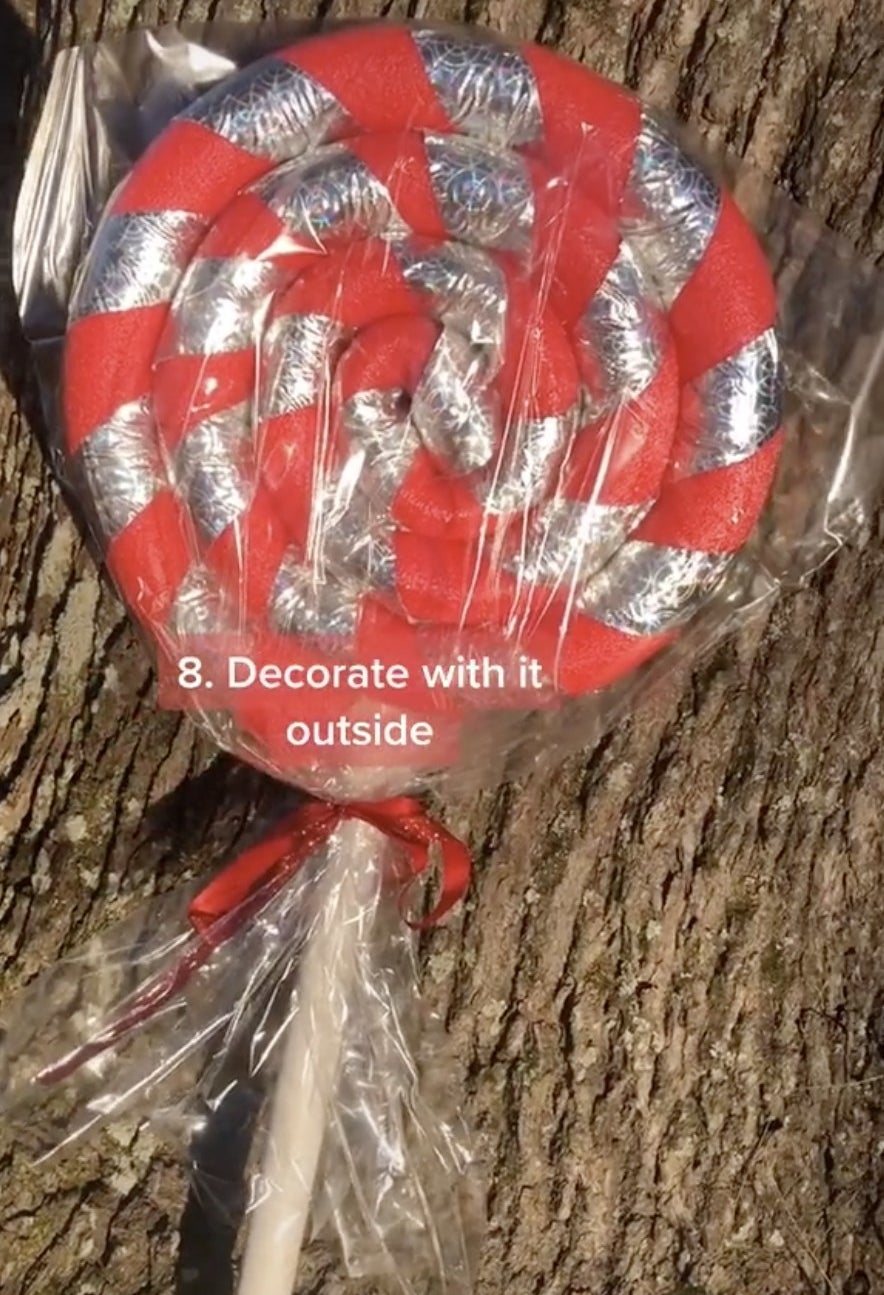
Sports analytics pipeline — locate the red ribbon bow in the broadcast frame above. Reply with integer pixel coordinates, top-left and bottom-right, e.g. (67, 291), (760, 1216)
(37, 797), (470, 1086)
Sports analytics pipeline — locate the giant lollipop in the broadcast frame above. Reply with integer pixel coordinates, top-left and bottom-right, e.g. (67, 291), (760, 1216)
(58, 21), (783, 1293)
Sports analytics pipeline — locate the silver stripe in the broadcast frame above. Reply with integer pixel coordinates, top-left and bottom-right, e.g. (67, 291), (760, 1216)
(257, 144), (408, 244)
(175, 404), (253, 541)
(625, 112), (721, 309)
(424, 134), (534, 251)
(171, 257), (281, 356)
(79, 398), (165, 538)
(395, 239), (507, 353)
(508, 498), (651, 586)
(328, 517), (397, 591)
(580, 243), (664, 403)
(342, 389), (421, 502)
(412, 327), (497, 474)
(413, 30), (543, 147)
(260, 312), (343, 418)
(169, 566), (228, 635)
(676, 330), (783, 474)
(578, 541), (731, 635)
(181, 58), (348, 163)
(72, 211), (205, 320)
(311, 475), (398, 591)
(270, 551), (360, 639)
(480, 409), (579, 516)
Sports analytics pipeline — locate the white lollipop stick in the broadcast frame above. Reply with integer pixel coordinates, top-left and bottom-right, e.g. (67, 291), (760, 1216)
(236, 816), (386, 1295)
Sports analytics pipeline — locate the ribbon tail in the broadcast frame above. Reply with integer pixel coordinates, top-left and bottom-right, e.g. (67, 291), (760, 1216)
(35, 938), (216, 1087)
(34, 798), (468, 1089)
(188, 806), (338, 937)
(355, 800), (472, 928)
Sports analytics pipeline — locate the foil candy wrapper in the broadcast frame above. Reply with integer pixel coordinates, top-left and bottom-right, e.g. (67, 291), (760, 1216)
(171, 257), (281, 356)
(79, 398), (166, 537)
(678, 330), (783, 473)
(73, 210), (206, 320)
(271, 552), (360, 641)
(182, 57), (349, 162)
(341, 389), (419, 504)
(578, 542), (731, 635)
(412, 327), (498, 474)
(414, 30), (543, 148)
(261, 312), (344, 418)
(581, 243), (664, 403)
(424, 134), (535, 250)
(508, 498), (652, 588)
(175, 404), (254, 542)
(260, 146), (408, 245)
(396, 240), (507, 354)
(625, 112), (722, 309)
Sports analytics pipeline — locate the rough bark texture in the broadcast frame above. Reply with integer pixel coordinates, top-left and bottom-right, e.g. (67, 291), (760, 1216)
(1, 2), (882, 1293)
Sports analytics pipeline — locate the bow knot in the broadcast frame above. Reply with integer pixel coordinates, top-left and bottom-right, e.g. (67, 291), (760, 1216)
(190, 795), (470, 939)
(38, 797), (469, 1087)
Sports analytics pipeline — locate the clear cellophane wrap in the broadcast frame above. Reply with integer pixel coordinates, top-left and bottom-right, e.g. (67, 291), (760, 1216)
(7, 18), (884, 1294)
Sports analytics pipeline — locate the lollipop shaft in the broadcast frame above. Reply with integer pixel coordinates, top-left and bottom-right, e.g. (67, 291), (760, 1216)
(236, 818), (383, 1295)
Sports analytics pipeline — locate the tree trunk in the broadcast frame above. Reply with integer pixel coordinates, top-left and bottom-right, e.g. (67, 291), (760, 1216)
(1, 2), (882, 1293)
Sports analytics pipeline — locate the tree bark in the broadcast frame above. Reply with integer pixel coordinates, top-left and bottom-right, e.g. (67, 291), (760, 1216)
(1, 1), (882, 1293)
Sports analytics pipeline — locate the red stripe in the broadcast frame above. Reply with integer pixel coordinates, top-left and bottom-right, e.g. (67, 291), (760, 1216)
(672, 194), (778, 380)
(65, 308), (161, 453)
(393, 448), (486, 539)
(273, 239), (422, 330)
(154, 349), (255, 450)
(499, 275), (581, 419)
(522, 43), (641, 204)
(113, 121), (270, 219)
(206, 484), (291, 619)
(528, 166), (620, 323)
(528, 613), (673, 696)
(348, 133), (448, 239)
(282, 27), (452, 135)
(197, 193), (290, 262)
(107, 492), (192, 625)
(562, 339), (680, 507)
(336, 315), (440, 403)
(636, 433), (783, 552)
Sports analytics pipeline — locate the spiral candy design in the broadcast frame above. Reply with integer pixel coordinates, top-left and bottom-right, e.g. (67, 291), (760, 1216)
(64, 24), (783, 771)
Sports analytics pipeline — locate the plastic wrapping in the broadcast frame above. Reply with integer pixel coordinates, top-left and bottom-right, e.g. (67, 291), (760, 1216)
(4, 811), (478, 1291)
(8, 18), (884, 1294)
